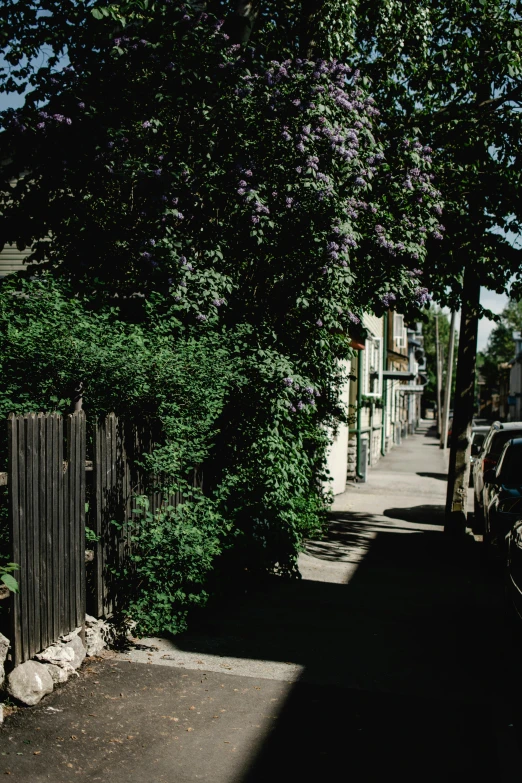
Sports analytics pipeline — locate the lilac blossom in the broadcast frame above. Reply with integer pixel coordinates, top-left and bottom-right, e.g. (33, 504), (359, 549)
(415, 287), (431, 305)
(381, 292), (397, 307)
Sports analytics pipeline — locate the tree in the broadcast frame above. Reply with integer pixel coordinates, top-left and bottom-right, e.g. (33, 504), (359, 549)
(421, 307), (457, 414)
(0, 0), (440, 617)
(478, 299), (522, 413)
(340, 0), (522, 531)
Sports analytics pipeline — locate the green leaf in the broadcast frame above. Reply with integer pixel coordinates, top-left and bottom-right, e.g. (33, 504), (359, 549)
(1, 574), (19, 593)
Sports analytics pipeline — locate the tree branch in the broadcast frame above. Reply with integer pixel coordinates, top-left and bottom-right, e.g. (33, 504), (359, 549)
(223, 1), (261, 45)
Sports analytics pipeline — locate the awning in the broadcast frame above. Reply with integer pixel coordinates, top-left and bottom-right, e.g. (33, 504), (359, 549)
(399, 384), (426, 393)
(383, 371), (416, 381)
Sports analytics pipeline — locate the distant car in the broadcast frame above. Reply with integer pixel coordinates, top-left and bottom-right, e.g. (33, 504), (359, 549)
(473, 421), (522, 531)
(482, 438), (522, 549)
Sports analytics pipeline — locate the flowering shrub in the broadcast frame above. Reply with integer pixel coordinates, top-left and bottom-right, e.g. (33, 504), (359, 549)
(0, 1), (441, 631)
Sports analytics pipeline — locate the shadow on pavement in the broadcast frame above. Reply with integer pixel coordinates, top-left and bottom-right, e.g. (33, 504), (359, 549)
(416, 471), (448, 481)
(383, 504), (445, 526)
(175, 513), (508, 782)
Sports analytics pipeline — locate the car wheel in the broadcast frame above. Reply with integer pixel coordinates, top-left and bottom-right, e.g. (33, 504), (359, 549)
(473, 496), (485, 534)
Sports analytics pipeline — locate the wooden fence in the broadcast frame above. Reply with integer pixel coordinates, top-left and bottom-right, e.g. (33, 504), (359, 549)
(6, 411), (203, 664)
(8, 412), (86, 666)
(91, 414), (203, 617)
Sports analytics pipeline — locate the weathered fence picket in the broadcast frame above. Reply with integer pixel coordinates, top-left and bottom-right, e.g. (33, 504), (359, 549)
(5, 411), (203, 656)
(91, 414), (203, 618)
(8, 412), (86, 666)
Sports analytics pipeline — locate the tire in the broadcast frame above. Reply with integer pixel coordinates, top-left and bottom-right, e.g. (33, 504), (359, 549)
(473, 496), (485, 534)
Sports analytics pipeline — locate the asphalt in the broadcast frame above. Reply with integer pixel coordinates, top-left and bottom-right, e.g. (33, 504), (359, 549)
(1, 421), (522, 782)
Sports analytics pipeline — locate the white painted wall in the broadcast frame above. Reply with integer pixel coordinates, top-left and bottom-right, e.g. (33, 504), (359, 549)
(325, 360), (352, 495)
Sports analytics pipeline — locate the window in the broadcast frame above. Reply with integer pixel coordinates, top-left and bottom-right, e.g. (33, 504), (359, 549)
(393, 313), (406, 350)
(363, 337), (382, 397)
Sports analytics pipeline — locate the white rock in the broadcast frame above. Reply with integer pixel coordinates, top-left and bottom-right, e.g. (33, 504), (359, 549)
(0, 633), (10, 688)
(60, 627), (81, 643)
(35, 643), (75, 668)
(45, 664), (70, 684)
(67, 635), (86, 669)
(86, 627), (105, 657)
(7, 661), (53, 706)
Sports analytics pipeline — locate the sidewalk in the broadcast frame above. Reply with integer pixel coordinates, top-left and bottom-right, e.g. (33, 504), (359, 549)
(1, 422), (520, 781)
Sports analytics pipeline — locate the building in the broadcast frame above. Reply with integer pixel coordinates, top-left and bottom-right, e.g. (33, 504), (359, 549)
(326, 312), (427, 493)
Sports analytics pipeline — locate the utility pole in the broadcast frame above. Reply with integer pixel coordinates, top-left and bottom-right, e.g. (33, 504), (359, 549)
(440, 311), (456, 450)
(445, 270), (480, 534)
(435, 314), (442, 436)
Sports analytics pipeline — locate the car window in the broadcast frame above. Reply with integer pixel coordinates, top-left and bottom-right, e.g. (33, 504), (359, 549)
(490, 430), (522, 457)
(472, 432), (486, 450)
(498, 445), (522, 485)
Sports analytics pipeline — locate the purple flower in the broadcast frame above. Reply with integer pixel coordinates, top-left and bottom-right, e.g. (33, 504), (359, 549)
(244, 169), (253, 177)
(142, 120), (152, 128)
(297, 401), (305, 411)
(285, 196), (294, 208)
(196, 314), (207, 322)
(348, 312), (360, 324)
(141, 251), (152, 260)
(415, 287), (431, 305)
(251, 215), (260, 224)
(239, 180), (247, 187)
(36, 122), (46, 130)
(237, 188), (246, 196)
(381, 292), (397, 307)
(355, 177), (366, 186)
(283, 377), (293, 387)
(212, 298), (225, 307)
(316, 319), (323, 327)
(78, 102), (85, 109)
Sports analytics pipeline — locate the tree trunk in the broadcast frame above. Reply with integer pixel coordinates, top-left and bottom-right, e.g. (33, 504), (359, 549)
(440, 310), (456, 450)
(445, 268), (480, 534)
(435, 314), (442, 435)
(223, 1), (261, 45)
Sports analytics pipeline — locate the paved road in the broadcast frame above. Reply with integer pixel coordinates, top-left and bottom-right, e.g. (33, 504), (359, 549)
(1, 422), (521, 781)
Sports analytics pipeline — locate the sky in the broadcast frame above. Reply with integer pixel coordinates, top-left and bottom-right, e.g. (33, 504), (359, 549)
(477, 288), (509, 351)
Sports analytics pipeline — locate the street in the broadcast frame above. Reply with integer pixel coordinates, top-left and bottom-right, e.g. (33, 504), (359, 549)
(1, 422), (521, 781)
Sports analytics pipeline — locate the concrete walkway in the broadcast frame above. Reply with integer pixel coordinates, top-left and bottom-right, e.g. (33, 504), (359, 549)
(1, 422), (521, 781)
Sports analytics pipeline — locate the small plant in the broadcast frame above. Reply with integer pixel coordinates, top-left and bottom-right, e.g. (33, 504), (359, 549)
(0, 562), (19, 593)
(85, 527), (99, 543)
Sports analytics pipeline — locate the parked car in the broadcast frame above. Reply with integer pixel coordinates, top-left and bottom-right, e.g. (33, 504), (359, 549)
(469, 425), (490, 486)
(473, 421), (522, 531)
(505, 503), (522, 621)
(482, 438), (522, 549)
